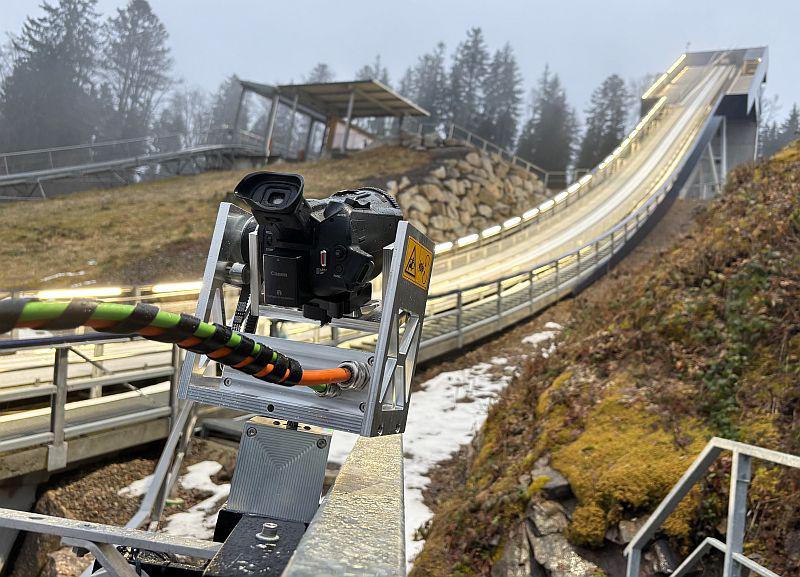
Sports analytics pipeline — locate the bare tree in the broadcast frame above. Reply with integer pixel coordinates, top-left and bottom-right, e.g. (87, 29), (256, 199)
(155, 87), (210, 146)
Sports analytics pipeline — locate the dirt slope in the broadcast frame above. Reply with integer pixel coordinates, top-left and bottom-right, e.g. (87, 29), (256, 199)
(411, 142), (800, 576)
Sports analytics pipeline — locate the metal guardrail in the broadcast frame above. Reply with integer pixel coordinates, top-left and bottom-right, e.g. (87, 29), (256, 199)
(0, 129), (261, 177)
(0, 336), (182, 470)
(626, 438), (799, 577)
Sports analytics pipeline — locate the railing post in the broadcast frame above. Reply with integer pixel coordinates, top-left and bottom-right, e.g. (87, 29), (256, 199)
(496, 280), (502, 319)
(448, 123), (455, 139)
(48, 347), (69, 471)
(723, 451), (752, 577)
(48, 150), (55, 169)
(609, 232), (616, 272)
(456, 292), (463, 348)
(89, 343), (104, 399)
(2, 155), (8, 176)
(169, 344), (181, 427)
(626, 547), (642, 577)
(554, 260), (559, 293)
(528, 270), (534, 313)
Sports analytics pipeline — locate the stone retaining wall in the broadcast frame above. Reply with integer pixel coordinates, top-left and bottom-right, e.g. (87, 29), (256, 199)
(385, 134), (545, 242)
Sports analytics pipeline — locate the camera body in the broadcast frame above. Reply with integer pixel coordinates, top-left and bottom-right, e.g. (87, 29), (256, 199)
(235, 171), (403, 323)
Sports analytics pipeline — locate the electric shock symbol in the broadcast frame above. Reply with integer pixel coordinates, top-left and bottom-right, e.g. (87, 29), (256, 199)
(402, 237), (433, 290)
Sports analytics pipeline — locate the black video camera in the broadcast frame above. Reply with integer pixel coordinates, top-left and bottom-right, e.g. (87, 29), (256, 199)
(235, 171), (403, 323)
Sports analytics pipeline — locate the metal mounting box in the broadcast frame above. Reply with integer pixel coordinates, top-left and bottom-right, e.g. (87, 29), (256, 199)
(178, 202), (434, 437)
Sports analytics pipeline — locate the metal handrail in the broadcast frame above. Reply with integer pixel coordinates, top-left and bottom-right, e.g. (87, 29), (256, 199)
(625, 438), (799, 577)
(0, 129), (264, 177)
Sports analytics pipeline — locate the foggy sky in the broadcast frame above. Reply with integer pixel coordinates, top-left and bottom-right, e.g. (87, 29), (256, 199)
(2, 0), (798, 122)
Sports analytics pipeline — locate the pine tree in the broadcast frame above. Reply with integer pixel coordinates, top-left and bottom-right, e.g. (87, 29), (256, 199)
(100, 0), (173, 139)
(447, 27), (489, 129)
(760, 103), (799, 158)
(408, 43), (449, 121)
(476, 43), (522, 148)
(209, 76), (247, 134)
(759, 121), (780, 158)
(516, 66), (578, 173)
(303, 63), (335, 83)
(0, 0), (102, 150)
(779, 104), (799, 142)
(577, 74), (630, 168)
(355, 54), (390, 85)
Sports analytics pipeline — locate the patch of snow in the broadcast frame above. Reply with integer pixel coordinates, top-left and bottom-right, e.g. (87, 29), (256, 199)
(490, 356), (508, 365)
(521, 330), (558, 346)
(328, 362), (512, 567)
(117, 474), (154, 498)
(162, 461), (230, 540)
(544, 321), (563, 330)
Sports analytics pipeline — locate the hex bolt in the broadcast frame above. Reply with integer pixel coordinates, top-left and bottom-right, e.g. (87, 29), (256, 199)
(256, 522), (279, 542)
(316, 438), (328, 449)
(246, 427), (257, 437)
(223, 377), (232, 387)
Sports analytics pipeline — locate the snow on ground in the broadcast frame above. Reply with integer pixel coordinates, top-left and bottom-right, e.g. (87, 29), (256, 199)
(118, 474), (154, 498)
(163, 461), (230, 539)
(117, 461), (230, 540)
(522, 324), (562, 358)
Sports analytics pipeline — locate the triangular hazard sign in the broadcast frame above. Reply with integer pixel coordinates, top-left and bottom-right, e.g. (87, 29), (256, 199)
(405, 247), (417, 275)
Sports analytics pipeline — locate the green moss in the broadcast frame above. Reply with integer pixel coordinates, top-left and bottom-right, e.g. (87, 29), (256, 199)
(567, 503), (607, 547)
(552, 396), (708, 545)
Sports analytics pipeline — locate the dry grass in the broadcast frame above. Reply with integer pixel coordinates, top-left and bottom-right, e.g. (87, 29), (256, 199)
(0, 146), (432, 289)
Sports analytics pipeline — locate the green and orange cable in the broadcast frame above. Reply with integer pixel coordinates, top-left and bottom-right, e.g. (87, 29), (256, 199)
(0, 299), (351, 392)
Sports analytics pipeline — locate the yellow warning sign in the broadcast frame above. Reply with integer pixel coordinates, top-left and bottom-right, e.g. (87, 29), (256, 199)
(402, 237), (433, 290)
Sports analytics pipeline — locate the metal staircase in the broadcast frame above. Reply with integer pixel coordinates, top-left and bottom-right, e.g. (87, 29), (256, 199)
(626, 438), (799, 577)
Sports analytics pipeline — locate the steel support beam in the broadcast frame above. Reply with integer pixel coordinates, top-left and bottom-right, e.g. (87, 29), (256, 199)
(47, 348), (69, 471)
(264, 93), (280, 158)
(341, 90), (355, 153)
(723, 452), (752, 577)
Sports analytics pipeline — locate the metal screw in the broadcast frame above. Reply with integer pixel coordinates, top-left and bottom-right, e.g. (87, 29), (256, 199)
(377, 425), (383, 435)
(358, 402), (366, 413)
(367, 356), (375, 366)
(246, 427), (257, 437)
(395, 424), (401, 433)
(256, 522), (279, 542)
(316, 438), (327, 449)
(223, 377), (232, 387)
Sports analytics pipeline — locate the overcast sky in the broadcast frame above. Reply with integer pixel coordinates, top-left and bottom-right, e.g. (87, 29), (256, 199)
(2, 0), (798, 122)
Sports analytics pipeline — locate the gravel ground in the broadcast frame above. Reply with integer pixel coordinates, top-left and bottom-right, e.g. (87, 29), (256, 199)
(9, 439), (237, 577)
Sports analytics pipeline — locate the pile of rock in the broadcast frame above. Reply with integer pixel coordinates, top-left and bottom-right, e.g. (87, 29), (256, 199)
(386, 136), (545, 242)
(492, 455), (680, 577)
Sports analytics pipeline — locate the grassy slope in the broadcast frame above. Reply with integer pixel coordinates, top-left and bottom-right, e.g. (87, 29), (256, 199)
(411, 141), (800, 576)
(0, 146), (432, 289)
